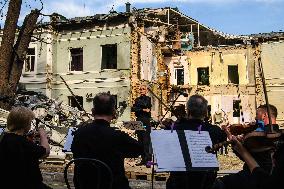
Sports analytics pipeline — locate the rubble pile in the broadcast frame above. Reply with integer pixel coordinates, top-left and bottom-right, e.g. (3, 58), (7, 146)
(0, 90), (91, 161)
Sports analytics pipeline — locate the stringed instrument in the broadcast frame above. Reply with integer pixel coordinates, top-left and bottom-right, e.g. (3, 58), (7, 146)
(207, 55), (284, 154)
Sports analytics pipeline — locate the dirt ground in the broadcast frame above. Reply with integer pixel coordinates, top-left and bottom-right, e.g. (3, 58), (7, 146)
(41, 148), (243, 189)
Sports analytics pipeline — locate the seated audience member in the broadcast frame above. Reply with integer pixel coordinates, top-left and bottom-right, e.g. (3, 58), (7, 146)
(0, 106), (50, 189)
(71, 92), (143, 189)
(166, 95), (227, 189)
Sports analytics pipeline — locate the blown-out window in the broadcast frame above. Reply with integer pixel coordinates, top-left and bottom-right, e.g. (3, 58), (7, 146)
(101, 44), (117, 69)
(24, 48), (36, 72)
(197, 67), (209, 85)
(70, 48), (83, 71)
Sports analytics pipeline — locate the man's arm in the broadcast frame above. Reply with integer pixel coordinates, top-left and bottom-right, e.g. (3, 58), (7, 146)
(115, 130), (144, 158)
(38, 128), (50, 158)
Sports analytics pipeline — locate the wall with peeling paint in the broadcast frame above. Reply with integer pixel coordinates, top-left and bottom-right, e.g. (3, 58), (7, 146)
(19, 27), (132, 121)
(165, 47), (256, 124)
(19, 32), (53, 96)
(187, 49), (250, 85)
(261, 41), (284, 125)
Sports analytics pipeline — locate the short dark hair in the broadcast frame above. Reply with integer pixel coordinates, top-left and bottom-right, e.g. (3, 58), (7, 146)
(258, 104), (278, 118)
(92, 92), (116, 116)
(187, 95), (208, 120)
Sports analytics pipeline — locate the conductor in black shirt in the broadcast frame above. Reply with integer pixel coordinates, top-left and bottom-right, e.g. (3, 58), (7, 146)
(131, 84), (152, 166)
(71, 92), (143, 189)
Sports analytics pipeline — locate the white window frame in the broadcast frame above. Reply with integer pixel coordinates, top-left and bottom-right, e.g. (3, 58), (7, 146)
(23, 44), (37, 74)
(173, 67), (184, 86)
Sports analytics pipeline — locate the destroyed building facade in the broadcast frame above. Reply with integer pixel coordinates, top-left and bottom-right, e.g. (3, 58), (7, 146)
(2, 4), (283, 125)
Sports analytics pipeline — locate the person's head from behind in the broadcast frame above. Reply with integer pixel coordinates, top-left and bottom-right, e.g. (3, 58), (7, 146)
(186, 95), (208, 120)
(7, 106), (35, 134)
(256, 104), (277, 125)
(140, 83), (148, 96)
(92, 92), (116, 121)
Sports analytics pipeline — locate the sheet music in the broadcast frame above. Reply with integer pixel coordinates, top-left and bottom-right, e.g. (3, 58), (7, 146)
(63, 127), (77, 152)
(0, 128), (4, 134)
(151, 130), (186, 172)
(151, 130), (219, 172)
(185, 131), (219, 168)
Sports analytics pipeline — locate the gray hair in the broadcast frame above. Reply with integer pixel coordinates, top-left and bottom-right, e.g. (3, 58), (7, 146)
(187, 95), (208, 120)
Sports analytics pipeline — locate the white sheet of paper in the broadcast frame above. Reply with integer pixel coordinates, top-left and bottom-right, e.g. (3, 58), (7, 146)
(63, 127), (77, 152)
(151, 130), (186, 172)
(0, 128), (4, 134)
(185, 131), (219, 168)
(151, 130), (219, 172)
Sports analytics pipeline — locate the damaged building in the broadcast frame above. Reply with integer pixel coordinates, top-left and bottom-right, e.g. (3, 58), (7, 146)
(3, 3), (283, 125)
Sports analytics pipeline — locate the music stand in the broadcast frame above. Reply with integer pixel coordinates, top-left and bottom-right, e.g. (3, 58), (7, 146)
(63, 127), (78, 153)
(150, 130), (219, 172)
(0, 127), (4, 135)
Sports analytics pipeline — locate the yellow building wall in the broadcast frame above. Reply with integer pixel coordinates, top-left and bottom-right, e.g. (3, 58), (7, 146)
(187, 49), (249, 85)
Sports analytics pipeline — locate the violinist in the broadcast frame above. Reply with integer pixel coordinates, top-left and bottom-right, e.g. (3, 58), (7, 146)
(212, 104), (279, 189)
(0, 106), (51, 189)
(222, 135), (284, 189)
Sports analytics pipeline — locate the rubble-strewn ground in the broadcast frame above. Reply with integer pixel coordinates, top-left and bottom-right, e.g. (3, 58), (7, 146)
(42, 148), (243, 189)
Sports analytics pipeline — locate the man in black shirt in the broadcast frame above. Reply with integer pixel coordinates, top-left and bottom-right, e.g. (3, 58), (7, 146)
(213, 104), (280, 189)
(166, 95), (227, 189)
(131, 84), (152, 165)
(71, 92), (143, 189)
(0, 106), (50, 189)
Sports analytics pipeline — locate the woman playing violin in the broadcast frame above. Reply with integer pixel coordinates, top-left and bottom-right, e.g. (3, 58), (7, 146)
(0, 106), (50, 189)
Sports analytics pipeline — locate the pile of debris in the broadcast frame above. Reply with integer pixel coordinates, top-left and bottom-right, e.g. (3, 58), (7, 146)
(0, 90), (91, 162)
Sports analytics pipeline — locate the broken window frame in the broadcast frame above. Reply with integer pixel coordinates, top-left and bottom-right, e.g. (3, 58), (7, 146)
(68, 96), (84, 111)
(197, 67), (210, 85)
(69, 48), (83, 72)
(228, 65), (239, 85)
(101, 44), (117, 70)
(174, 67), (185, 86)
(233, 100), (241, 117)
(24, 46), (36, 73)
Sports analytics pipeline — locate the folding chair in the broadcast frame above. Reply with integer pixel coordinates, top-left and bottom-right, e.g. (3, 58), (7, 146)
(64, 158), (113, 189)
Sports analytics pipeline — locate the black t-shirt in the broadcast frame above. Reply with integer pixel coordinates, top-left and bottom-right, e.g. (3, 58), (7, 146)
(71, 119), (143, 189)
(0, 133), (46, 189)
(132, 95), (152, 118)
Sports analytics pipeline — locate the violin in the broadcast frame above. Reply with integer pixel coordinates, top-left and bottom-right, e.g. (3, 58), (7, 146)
(205, 122), (283, 153)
